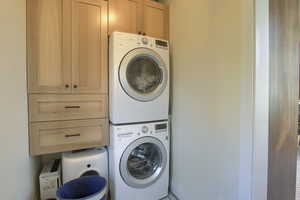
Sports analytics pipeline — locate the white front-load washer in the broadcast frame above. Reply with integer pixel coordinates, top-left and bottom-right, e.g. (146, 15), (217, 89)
(109, 121), (170, 200)
(109, 32), (170, 124)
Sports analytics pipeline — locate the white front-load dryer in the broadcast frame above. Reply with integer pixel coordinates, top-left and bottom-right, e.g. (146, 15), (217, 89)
(109, 32), (170, 124)
(109, 121), (170, 200)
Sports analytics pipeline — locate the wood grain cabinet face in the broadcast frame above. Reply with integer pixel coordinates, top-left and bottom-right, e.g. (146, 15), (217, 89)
(30, 119), (109, 155)
(27, 0), (108, 94)
(29, 95), (108, 122)
(109, 0), (143, 35)
(142, 0), (169, 40)
(27, 0), (72, 93)
(109, 0), (169, 40)
(27, 0), (109, 155)
(72, 0), (108, 94)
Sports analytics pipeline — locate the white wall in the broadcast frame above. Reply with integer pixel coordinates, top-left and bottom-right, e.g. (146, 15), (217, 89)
(167, 0), (255, 199)
(0, 0), (40, 199)
(252, 0), (269, 199)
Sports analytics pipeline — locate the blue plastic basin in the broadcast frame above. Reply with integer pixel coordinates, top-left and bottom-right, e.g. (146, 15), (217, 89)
(57, 176), (107, 200)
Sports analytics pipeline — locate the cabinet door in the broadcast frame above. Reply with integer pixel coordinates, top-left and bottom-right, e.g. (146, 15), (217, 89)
(142, 0), (169, 40)
(71, 0), (108, 94)
(27, 0), (72, 93)
(109, 0), (143, 35)
(30, 119), (108, 155)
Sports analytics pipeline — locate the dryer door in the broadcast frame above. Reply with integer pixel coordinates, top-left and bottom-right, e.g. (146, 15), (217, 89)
(120, 137), (168, 188)
(119, 48), (168, 102)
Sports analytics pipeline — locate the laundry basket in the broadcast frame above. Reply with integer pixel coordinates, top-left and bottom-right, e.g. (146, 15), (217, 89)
(57, 176), (107, 200)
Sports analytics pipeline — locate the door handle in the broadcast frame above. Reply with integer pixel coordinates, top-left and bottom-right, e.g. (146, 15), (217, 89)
(65, 133), (81, 138)
(64, 106), (81, 109)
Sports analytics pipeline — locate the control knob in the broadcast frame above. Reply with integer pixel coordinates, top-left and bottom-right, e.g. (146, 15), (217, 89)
(142, 126), (149, 134)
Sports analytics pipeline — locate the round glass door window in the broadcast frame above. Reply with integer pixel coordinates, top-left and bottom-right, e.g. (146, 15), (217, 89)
(120, 137), (168, 188)
(119, 48), (168, 102)
(126, 56), (162, 94)
(127, 143), (162, 180)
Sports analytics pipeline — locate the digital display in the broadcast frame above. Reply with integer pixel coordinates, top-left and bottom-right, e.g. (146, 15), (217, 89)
(155, 123), (167, 130)
(156, 40), (168, 47)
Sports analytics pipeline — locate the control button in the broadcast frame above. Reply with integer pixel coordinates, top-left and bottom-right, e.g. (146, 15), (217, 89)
(142, 126), (149, 134)
(142, 37), (148, 45)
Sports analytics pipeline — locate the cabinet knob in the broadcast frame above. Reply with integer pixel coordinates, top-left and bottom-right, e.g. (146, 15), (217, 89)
(143, 32), (146, 36)
(73, 85), (78, 89)
(65, 84), (69, 88)
(138, 31), (142, 35)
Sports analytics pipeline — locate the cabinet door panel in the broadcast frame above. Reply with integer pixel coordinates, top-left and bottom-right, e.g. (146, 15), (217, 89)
(30, 119), (108, 155)
(27, 0), (72, 93)
(29, 94), (108, 122)
(143, 0), (169, 40)
(109, 0), (143, 35)
(72, 0), (108, 94)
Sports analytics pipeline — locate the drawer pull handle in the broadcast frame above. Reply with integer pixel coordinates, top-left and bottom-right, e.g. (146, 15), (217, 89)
(64, 106), (81, 109)
(65, 133), (81, 138)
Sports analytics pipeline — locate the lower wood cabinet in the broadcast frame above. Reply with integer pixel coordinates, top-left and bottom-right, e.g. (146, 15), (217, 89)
(29, 95), (107, 122)
(29, 119), (108, 155)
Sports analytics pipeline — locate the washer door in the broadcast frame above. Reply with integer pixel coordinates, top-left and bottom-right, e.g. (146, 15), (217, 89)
(119, 48), (168, 102)
(120, 137), (168, 188)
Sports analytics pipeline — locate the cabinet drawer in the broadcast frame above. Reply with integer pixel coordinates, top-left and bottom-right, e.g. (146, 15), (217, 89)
(30, 119), (108, 155)
(29, 95), (107, 122)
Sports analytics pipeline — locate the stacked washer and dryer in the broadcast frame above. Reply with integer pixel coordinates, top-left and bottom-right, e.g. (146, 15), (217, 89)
(109, 32), (170, 200)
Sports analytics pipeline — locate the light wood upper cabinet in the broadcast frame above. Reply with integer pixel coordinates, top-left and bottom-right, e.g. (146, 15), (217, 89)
(27, 0), (108, 94)
(72, 0), (108, 94)
(27, 0), (109, 155)
(143, 0), (169, 40)
(27, 0), (72, 93)
(109, 0), (169, 40)
(109, 0), (143, 35)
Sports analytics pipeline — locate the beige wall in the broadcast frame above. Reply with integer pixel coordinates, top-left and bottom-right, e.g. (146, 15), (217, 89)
(0, 0), (39, 199)
(167, 0), (254, 199)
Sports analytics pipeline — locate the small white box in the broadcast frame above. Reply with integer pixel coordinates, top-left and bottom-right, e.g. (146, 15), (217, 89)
(40, 159), (61, 200)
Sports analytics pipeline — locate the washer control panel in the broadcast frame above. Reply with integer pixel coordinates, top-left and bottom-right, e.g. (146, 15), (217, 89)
(140, 122), (168, 135)
(115, 121), (169, 140)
